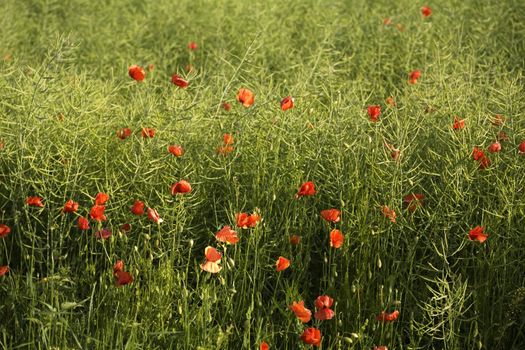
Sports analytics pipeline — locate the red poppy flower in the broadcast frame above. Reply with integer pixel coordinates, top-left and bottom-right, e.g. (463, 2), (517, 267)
(300, 328), (322, 347)
(120, 223), (131, 233)
(491, 114), (505, 126)
(384, 142), (400, 161)
(381, 205), (397, 223)
(0, 265), (8, 276)
(0, 224), (10, 238)
(377, 310), (400, 322)
(320, 209), (341, 223)
(215, 225), (239, 244)
(117, 127), (132, 140)
(421, 6), (432, 17)
(314, 295), (335, 321)
(95, 192), (109, 205)
(408, 70), (421, 84)
(113, 260), (124, 273)
(188, 41), (198, 51)
(200, 246), (222, 273)
(314, 295), (334, 309)
(275, 256), (290, 272)
(168, 145), (184, 157)
(26, 196), (44, 207)
(236, 212), (261, 229)
(78, 216), (90, 230)
(386, 96), (396, 106)
(128, 65), (145, 81)
(237, 88), (255, 108)
(171, 180), (192, 195)
(115, 270), (133, 286)
(290, 301), (312, 323)
(62, 200), (79, 213)
(519, 140), (525, 154)
(130, 200), (145, 215)
(223, 133), (234, 145)
(217, 145), (234, 155)
(147, 207), (163, 224)
(281, 96), (294, 111)
(171, 74), (189, 88)
(403, 193), (424, 212)
(488, 141), (501, 153)
(468, 226), (488, 243)
(472, 147), (485, 161)
(222, 102), (232, 111)
(367, 105), (381, 122)
(289, 235), (301, 245)
(472, 147), (490, 168)
(296, 181), (316, 198)
(95, 228), (112, 240)
(374, 347), (388, 350)
(453, 116), (465, 130)
(478, 155), (490, 169)
(329, 229), (344, 249)
(260, 341), (269, 350)
(141, 128), (155, 138)
(90, 205), (106, 221)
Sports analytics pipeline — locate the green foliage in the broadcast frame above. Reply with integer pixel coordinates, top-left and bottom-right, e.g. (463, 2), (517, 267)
(0, 0), (524, 348)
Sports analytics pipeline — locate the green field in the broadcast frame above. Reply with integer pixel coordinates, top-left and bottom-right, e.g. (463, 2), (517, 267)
(1, 0), (525, 349)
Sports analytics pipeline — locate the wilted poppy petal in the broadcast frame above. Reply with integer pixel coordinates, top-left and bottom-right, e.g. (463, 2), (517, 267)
(95, 228), (112, 240)
(289, 235), (301, 245)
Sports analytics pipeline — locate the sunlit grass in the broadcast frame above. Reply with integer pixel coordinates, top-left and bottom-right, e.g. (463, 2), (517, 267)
(0, 0), (524, 349)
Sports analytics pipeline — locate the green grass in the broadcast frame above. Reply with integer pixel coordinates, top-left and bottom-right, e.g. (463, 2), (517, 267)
(1, 0), (525, 348)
